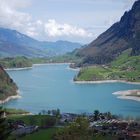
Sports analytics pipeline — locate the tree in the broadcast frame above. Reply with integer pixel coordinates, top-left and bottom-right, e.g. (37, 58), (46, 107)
(106, 112), (112, 119)
(29, 116), (37, 125)
(94, 110), (100, 121)
(47, 110), (51, 115)
(41, 116), (56, 128)
(0, 107), (10, 140)
(56, 109), (60, 117)
(53, 117), (91, 140)
(52, 109), (60, 117)
(41, 110), (47, 115)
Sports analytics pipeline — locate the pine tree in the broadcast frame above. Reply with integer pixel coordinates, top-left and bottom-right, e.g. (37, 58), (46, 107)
(0, 107), (10, 140)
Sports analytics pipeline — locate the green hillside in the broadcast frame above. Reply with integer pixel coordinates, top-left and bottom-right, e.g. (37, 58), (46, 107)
(0, 66), (18, 101)
(75, 49), (140, 82)
(0, 56), (32, 69)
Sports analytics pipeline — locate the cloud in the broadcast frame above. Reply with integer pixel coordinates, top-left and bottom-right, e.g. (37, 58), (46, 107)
(0, 0), (135, 43)
(0, 0), (93, 41)
(0, 0), (32, 34)
(44, 19), (92, 37)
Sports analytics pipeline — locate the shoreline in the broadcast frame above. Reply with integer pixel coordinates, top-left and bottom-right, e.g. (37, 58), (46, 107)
(0, 90), (21, 104)
(74, 80), (140, 85)
(16, 112), (33, 116)
(4, 62), (74, 70)
(66, 66), (80, 71)
(5, 67), (32, 71)
(113, 90), (140, 102)
(4, 63), (71, 71)
(33, 62), (71, 66)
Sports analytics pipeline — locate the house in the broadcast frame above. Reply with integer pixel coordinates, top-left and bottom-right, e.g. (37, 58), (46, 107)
(13, 125), (39, 136)
(60, 113), (75, 124)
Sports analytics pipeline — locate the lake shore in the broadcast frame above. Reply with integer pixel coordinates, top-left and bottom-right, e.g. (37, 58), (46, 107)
(33, 63), (71, 66)
(113, 90), (140, 102)
(0, 90), (21, 104)
(66, 66), (80, 71)
(74, 80), (140, 85)
(5, 67), (32, 71)
(4, 63), (72, 70)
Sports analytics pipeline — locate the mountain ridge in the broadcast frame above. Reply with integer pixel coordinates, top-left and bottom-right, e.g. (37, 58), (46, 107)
(75, 0), (140, 66)
(0, 27), (81, 57)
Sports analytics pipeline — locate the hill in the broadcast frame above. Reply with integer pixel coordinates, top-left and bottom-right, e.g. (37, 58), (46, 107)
(0, 56), (32, 69)
(75, 49), (140, 82)
(0, 28), (81, 57)
(75, 0), (140, 67)
(0, 66), (18, 101)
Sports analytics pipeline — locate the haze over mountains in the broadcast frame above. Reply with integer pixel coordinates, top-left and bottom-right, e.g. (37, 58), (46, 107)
(0, 28), (81, 57)
(75, 0), (140, 66)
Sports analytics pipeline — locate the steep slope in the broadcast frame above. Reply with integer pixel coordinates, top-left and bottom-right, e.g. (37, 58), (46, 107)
(0, 28), (81, 57)
(75, 0), (140, 66)
(0, 28), (46, 57)
(0, 66), (18, 101)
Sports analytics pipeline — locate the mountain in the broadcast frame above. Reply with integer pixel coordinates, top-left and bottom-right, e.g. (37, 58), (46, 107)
(75, 0), (140, 66)
(75, 48), (140, 82)
(41, 40), (82, 56)
(0, 28), (81, 57)
(0, 65), (18, 101)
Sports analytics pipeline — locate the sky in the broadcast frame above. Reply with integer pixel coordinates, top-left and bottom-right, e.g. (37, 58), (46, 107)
(0, 0), (137, 43)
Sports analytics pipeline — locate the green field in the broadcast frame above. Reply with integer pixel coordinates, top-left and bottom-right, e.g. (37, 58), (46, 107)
(75, 49), (140, 82)
(19, 128), (57, 140)
(0, 52), (80, 69)
(18, 130), (114, 140)
(0, 56), (32, 68)
(8, 115), (57, 126)
(4, 108), (29, 116)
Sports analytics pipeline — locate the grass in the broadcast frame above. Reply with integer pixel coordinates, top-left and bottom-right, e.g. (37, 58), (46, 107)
(127, 94), (140, 97)
(7, 114), (57, 140)
(75, 49), (140, 82)
(18, 128), (57, 140)
(0, 56), (32, 68)
(6, 115), (117, 140)
(16, 129), (115, 140)
(4, 108), (29, 116)
(8, 115), (57, 126)
(91, 134), (116, 140)
(75, 66), (111, 81)
(0, 53), (81, 69)
(7, 128), (58, 140)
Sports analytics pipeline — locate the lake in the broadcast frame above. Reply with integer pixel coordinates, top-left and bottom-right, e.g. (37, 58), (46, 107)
(3, 64), (140, 117)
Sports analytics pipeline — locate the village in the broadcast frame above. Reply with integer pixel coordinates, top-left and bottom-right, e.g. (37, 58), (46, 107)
(3, 109), (140, 140)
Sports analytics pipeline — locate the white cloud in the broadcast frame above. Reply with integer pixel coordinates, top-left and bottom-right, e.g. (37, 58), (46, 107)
(0, 0), (136, 43)
(0, 0), (33, 34)
(0, 0), (93, 41)
(45, 19), (92, 37)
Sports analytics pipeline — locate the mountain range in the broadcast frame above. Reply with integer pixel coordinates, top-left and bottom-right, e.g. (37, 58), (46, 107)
(0, 28), (81, 57)
(75, 0), (140, 66)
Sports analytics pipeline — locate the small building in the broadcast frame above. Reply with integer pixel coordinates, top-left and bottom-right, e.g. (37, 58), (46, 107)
(13, 125), (39, 136)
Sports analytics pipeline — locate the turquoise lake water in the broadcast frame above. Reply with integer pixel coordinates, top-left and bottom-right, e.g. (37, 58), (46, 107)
(3, 64), (140, 117)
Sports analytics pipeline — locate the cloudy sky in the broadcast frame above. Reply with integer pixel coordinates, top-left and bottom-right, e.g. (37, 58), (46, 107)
(0, 0), (137, 43)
